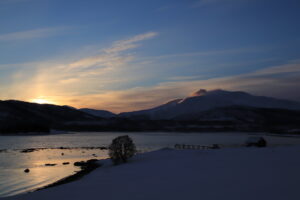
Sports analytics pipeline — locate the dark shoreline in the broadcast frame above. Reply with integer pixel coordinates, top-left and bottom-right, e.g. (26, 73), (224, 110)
(0, 146), (108, 153)
(0, 147), (106, 198)
(19, 146), (108, 153)
(35, 159), (101, 192)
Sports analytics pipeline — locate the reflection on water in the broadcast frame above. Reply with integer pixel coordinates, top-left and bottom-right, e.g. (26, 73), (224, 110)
(0, 148), (108, 197)
(1, 131), (300, 197)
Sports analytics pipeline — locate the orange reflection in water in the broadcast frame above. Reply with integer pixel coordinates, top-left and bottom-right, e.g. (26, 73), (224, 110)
(1, 148), (108, 197)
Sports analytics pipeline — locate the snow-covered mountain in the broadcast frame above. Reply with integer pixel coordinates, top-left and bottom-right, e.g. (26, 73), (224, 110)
(119, 89), (300, 120)
(79, 108), (116, 119)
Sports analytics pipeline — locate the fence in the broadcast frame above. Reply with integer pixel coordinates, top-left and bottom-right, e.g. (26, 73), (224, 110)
(174, 144), (220, 150)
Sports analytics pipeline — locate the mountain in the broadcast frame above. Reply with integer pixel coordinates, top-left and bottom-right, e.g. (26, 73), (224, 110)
(119, 89), (300, 120)
(79, 108), (116, 118)
(2, 89), (300, 134)
(0, 100), (99, 133)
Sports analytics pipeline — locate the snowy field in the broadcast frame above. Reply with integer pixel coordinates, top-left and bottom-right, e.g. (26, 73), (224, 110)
(3, 146), (300, 200)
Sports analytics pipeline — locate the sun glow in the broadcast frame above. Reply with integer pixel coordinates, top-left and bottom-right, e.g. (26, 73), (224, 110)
(31, 98), (55, 105)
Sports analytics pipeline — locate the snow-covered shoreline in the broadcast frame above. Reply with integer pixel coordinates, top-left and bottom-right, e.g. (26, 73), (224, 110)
(3, 146), (300, 200)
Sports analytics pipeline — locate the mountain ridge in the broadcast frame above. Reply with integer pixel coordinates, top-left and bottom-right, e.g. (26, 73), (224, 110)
(0, 100), (100, 133)
(79, 108), (116, 118)
(1, 89), (300, 134)
(119, 89), (300, 120)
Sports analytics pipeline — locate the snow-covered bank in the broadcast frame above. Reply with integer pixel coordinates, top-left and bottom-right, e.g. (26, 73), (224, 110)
(3, 146), (300, 200)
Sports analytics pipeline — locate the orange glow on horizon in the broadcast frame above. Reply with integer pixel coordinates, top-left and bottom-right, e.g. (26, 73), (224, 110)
(30, 98), (56, 105)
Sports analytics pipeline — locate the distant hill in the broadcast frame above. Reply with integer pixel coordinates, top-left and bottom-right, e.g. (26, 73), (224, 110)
(119, 89), (300, 120)
(79, 108), (116, 118)
(0, 100), (99, 133)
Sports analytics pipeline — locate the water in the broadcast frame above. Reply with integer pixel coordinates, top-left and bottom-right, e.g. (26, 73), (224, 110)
(1, 131), (300, 198)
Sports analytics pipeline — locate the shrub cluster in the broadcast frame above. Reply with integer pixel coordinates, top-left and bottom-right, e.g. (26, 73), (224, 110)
(109, 135), (136, 164)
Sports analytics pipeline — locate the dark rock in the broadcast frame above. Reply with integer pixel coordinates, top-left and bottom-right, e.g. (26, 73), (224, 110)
(24, 168), (30, 173)
(245, 136), (267, 147)
(39, 159), (101, 190)
(45, 163), (57, 166)
(0, 149), (7, 153)
(21, 148), (36, 153)
(74, 161), (86, 167)
(63, 162), (70, 165)
(74, 159), (98, 169)
(212, 144), (220, 149)
(87, 159), (98, 163)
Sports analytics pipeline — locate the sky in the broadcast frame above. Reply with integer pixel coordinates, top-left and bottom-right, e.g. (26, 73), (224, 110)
(0, 0), (300, 113)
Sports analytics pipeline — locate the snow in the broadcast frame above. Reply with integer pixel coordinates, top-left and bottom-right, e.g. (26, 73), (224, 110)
(79, 108), (116, 118)
(120, 89), (300, 119)
(4, 146), (300, 200)
(191, 88), (208, 96)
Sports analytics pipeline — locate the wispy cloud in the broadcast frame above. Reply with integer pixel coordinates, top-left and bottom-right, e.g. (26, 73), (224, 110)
(250, 61), (300, 75)
(148, 46), (264, 60)
(2, 30), (299, 113)
(1, 31), (159, 103)
(0, 26), (71, 41)
(51, 32), (158, 80)
(167, 75), (204, 81)
(3, 57), (300, 113)
(62, 61), (300, 113)
(104, 32), (158, 53)
(68, 32), (158, 70)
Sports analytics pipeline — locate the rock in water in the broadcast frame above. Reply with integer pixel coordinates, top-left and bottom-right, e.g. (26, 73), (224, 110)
(45, 163), (57, 166)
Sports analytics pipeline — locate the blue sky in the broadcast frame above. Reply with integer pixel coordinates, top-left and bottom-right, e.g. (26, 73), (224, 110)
(0, 0), (300, 112)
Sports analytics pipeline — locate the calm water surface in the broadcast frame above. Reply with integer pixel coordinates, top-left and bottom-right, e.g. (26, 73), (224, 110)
(1, 131), (300, 198)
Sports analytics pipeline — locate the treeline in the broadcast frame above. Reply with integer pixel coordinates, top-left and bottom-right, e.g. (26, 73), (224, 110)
(56, 119), (237, 132)
(1, 117), (300, 134)
(0, 120), (50, 134)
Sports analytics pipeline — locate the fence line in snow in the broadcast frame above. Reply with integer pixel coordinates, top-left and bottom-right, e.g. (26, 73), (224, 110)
(174, 144), (220, 150)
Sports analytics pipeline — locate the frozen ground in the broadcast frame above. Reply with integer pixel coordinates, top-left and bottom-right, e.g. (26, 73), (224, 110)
(3, 146), (300, 200)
